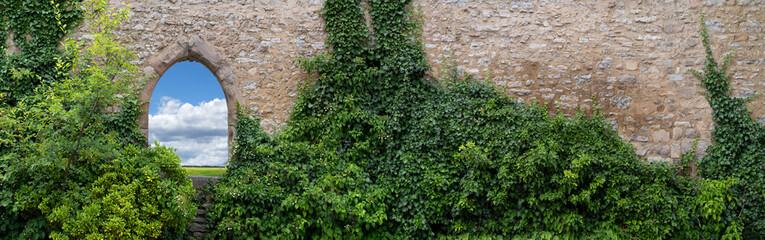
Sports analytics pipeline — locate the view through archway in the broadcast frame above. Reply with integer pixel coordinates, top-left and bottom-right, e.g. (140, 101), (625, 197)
(148, 61), (228, 167)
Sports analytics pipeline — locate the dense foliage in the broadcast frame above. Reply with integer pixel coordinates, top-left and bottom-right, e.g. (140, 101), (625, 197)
(1, 0), (761, 238)
(0, 0), (83, 106)
(208, 1), (751, 239)
(690, 15), (765, 238)
(0, 0), (195, 239)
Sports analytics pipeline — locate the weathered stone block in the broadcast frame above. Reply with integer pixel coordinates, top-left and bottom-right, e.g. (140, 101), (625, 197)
(672, 127), (683, 140)
(148, 41), (188, 75)
(654, 144), (671, 156)
(653, 130), (670, 142)
(631, 134), (649, 142)
(575, 74), (592, 84)
(625, 61), (639, 70)
(705, 0), (724, 6)
(681, 140), (695, 153)
(671, 144), (682, 158)
(684, 128), (700, 138)
(510, 89), (532, 96)
(610, 96), (632, 110)
(597, 58), (612, 69)
(189, 37), (224, 72)
(618, 75), (637, 84)
(635, 16), (658, 23)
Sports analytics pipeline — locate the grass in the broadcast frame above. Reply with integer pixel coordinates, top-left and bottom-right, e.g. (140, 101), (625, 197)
(184, 167), (227, 177)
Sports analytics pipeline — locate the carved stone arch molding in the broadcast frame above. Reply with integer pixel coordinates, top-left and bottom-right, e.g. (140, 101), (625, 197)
(138, 36), (241, 156)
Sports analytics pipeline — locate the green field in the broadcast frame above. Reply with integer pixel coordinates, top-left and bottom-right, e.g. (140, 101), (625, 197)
(184, 167), (227, 176)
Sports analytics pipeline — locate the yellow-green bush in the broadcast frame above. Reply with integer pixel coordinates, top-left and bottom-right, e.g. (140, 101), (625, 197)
(0, 0), (195, 239)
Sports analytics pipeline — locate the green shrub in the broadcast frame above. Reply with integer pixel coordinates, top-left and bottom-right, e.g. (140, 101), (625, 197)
(46, 145), (195, 240)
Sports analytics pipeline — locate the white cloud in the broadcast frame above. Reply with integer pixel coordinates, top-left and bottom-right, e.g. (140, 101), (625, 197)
(149, 96), (228, 166)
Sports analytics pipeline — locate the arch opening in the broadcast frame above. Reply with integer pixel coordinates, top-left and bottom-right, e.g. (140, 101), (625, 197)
(138, 36), (241, 165)
(148, 60), (228, 166)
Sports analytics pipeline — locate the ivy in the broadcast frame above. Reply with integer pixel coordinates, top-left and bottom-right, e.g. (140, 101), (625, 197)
(208, 1), (749, 239)
(0, 0), (83, 106)
(689, 14), (765, 238)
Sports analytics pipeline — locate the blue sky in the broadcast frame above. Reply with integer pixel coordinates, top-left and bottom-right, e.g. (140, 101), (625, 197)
(149, 61), (223, 115)
(148, 61), (229, 166)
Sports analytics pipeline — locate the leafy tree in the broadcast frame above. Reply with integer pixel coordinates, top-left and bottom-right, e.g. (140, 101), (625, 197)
(0, 0), (195, 239)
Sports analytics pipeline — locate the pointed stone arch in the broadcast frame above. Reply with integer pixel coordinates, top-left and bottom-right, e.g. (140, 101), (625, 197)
(138, 36), (240, 153)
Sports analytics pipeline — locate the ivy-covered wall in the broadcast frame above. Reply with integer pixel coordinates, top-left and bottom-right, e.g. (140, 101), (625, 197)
(85, 0), (765, 163)
(1, 0), (83, 106)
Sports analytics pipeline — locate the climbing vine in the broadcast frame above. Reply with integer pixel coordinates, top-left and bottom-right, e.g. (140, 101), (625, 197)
(0, 0), (83, 106)
(208, 1), (748, 239)
(690, 14), (765, 238)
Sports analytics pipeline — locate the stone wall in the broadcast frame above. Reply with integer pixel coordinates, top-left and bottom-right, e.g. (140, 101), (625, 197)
(106, 0), (765, 162)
